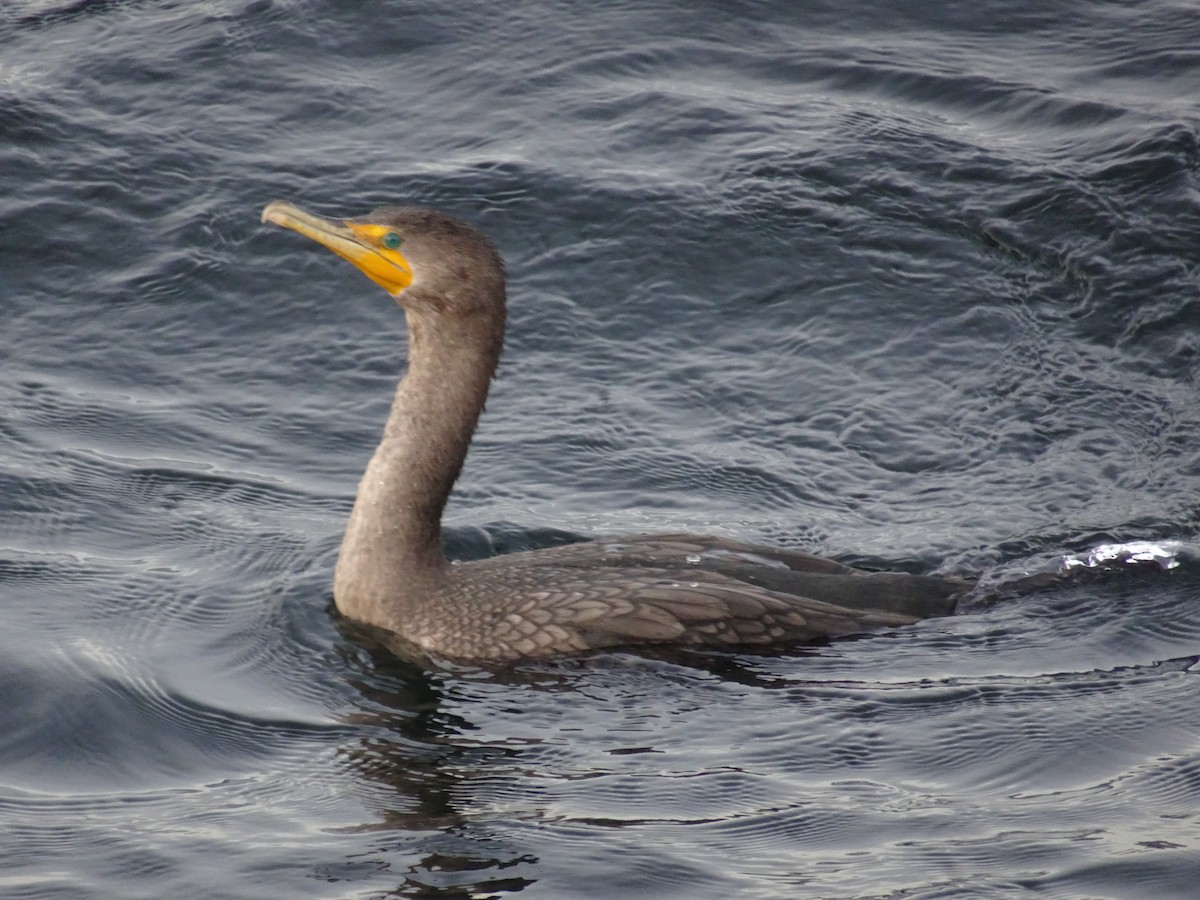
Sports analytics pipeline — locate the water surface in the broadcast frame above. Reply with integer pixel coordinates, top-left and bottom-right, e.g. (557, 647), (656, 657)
(2, 0), (1200, 896)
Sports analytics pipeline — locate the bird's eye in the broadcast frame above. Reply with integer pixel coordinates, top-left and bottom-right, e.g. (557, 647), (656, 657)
(382, 232), (403, 250)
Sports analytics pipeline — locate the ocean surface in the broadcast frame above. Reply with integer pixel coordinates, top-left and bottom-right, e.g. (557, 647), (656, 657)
(3, 0), (1200, 897)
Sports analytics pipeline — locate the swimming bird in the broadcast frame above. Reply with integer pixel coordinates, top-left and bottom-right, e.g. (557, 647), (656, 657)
(262, 201), (966, 661)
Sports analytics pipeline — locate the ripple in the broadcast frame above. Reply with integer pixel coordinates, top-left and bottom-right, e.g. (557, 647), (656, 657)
(3, 0), (1200, 897)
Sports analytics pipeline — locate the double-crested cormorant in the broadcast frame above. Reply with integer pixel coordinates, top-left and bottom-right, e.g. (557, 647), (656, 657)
(262, 201), (966, 661)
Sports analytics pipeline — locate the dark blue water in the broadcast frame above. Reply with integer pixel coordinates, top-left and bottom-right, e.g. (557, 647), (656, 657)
(3, 0), (1200, 896)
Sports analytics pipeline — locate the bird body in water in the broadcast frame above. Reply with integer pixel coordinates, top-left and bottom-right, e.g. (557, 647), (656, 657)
(262, 201), (966, 661)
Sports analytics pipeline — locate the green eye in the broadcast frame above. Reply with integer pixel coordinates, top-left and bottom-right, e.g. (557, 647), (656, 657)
(382, 231), (403, 250)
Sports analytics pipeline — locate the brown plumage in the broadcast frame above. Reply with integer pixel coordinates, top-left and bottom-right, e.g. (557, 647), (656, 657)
(262, 201), (968, 662)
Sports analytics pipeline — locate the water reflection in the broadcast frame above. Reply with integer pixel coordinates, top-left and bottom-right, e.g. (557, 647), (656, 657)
(334, 629), (542, 895)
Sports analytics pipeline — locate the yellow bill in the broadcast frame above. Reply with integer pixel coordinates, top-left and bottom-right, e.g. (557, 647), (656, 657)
(262, 200), (413, 295)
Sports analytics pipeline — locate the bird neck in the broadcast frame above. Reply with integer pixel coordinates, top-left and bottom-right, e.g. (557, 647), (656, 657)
(333, 295), (504, 622)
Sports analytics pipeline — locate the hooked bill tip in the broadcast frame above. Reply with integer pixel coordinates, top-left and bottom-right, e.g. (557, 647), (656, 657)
(261, 200), (289, 226)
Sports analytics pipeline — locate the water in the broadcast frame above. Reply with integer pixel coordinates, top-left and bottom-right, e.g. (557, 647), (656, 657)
(2, 0), (1200, 896)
